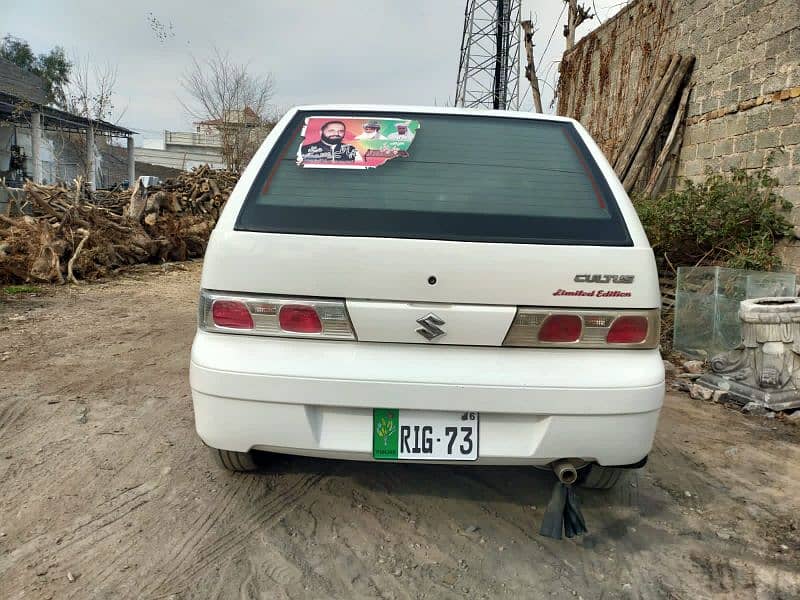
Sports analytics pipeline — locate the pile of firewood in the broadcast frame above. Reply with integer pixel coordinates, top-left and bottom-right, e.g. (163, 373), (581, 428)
(0, 166), (239, 284)
(142, 165), (238, 218)
(92, 189), (131, 215)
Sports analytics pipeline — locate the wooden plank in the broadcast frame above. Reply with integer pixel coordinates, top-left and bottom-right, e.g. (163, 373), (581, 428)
(644, 82), (694, 196)
(613, 54), (680, 178)
(623, 55), (696, 193)
(611, 55), (673, 168)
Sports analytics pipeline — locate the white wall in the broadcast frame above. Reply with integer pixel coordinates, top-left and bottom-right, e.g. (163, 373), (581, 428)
(0, 124), (107, 185)
(136, 147), (226, 170)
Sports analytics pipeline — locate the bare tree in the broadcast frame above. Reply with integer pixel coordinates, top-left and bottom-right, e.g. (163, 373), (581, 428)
(181, 48), (276, 172)
(62, 56), (123, 186)
(66, 56), (119, 121)
(563, 0), (594, 51)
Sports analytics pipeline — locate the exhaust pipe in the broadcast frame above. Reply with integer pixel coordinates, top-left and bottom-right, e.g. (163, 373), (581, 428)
(552, 460), (578, 485)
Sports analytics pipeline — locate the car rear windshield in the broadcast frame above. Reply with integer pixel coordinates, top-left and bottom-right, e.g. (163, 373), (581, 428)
(236, 111), (631, 245)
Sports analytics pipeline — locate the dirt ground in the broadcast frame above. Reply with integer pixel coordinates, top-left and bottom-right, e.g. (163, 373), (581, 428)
(1, 261), (799, 600)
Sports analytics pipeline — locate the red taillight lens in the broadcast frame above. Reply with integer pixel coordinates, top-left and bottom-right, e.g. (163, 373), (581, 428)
(212, 300), (254, 329)
(279, 305), (323, 333)
(607, 316), (648, 344)
(538, 314), (582, 343)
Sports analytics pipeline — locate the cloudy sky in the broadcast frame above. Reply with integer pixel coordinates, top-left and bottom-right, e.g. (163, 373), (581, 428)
(4, 0), (628, 146)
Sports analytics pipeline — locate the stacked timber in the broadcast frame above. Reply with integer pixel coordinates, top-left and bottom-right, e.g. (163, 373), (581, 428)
(613, 54), (696, 195)
(0, 166), (238, 284)
(130, 165), (238, 222)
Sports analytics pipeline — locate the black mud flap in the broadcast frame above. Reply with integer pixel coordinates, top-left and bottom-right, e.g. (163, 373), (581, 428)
(539, 481), (588, 540)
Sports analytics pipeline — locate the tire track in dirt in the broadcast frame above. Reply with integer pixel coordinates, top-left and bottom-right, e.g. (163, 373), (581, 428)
(62, 472), (250, 600)
(269, 492), (397, 598)
(142, 470), (327, 599)
(270, 517), (402, 600)
(69, 535), (144, 599)
(1, 481), (164, 600)
(177, 473), (325, 578)
(0, 479), (162, 577)
(0, 394), (28, 441)
(152, 475), (260, 578)
(315, 475), (478, 599)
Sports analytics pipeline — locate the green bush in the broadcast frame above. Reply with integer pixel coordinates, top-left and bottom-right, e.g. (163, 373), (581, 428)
(633, 168), (793, 272)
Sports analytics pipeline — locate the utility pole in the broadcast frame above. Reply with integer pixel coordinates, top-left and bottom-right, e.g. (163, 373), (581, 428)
(521, 20), (543, 112)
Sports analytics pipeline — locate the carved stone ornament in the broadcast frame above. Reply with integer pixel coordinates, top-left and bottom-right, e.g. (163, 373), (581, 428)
(698, 297), (800, 410)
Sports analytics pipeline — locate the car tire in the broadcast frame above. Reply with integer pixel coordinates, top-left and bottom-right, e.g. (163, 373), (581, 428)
(578, 464), (624, 489)
(213, 448), (260, 472)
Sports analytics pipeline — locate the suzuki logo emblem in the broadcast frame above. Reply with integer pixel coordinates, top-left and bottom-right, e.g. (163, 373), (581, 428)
(416, 313), (446, 341)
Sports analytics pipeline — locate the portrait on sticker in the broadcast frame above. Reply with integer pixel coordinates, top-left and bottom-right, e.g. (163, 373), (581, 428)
(297, 116), (420, 169)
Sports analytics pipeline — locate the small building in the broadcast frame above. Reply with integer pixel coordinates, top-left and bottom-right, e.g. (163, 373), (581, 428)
(195, 106), (261, 135)
(0, 57), (135, 189)
(135, 129), (226, 171)
(137, 107), (272, 172)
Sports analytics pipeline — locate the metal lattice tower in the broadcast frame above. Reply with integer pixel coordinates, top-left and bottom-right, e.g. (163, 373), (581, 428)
(455, 0), (522, 110)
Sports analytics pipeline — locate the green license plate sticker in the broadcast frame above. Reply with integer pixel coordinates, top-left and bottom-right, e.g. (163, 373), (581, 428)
(373, 408), (400, 459)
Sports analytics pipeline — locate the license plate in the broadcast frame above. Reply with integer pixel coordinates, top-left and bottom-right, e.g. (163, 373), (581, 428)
(372, 409), (479, 461)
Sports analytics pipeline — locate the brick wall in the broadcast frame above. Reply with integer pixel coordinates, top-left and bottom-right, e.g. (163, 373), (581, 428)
(558, 0), (800, 264)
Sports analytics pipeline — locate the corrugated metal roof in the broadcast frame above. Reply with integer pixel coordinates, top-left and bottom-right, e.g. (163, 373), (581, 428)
(0, 57), (47, 105)
(0, 92), (135, 136)
(0, 58), (134, 136)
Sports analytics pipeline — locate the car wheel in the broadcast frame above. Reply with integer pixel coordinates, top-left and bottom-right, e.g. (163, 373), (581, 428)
(212, 448), (260, 472)
(578, 464), (625, 489)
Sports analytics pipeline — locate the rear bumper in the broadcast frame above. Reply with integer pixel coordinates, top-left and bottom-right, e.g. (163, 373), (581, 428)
(190, 332), (665, 466)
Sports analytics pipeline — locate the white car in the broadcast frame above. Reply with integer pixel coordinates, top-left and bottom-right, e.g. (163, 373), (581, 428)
(190, 105), (664, 488)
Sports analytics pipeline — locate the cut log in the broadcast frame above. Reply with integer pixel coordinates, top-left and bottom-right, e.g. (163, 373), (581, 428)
(127, 178), (147, 221)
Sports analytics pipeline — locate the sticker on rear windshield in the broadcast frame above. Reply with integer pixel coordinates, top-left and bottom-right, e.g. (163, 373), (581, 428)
(296, 116), (420, 169)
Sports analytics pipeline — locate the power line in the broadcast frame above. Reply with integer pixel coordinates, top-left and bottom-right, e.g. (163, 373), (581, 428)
(536, 1), (567, 71)
(592, 0), (604, 24)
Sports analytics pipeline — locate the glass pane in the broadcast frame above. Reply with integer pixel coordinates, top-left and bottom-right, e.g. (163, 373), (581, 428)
(237, 111), (631, 245)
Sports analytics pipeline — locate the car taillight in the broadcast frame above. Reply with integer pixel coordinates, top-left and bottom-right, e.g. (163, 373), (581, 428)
(503, 308), (659, 348)
(212, 300), (254, 329)
(279, 305), (322, 333)
(538, 314), (582, 343)
(199, 291), (355, 340)
(607, 316), (648, 344)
